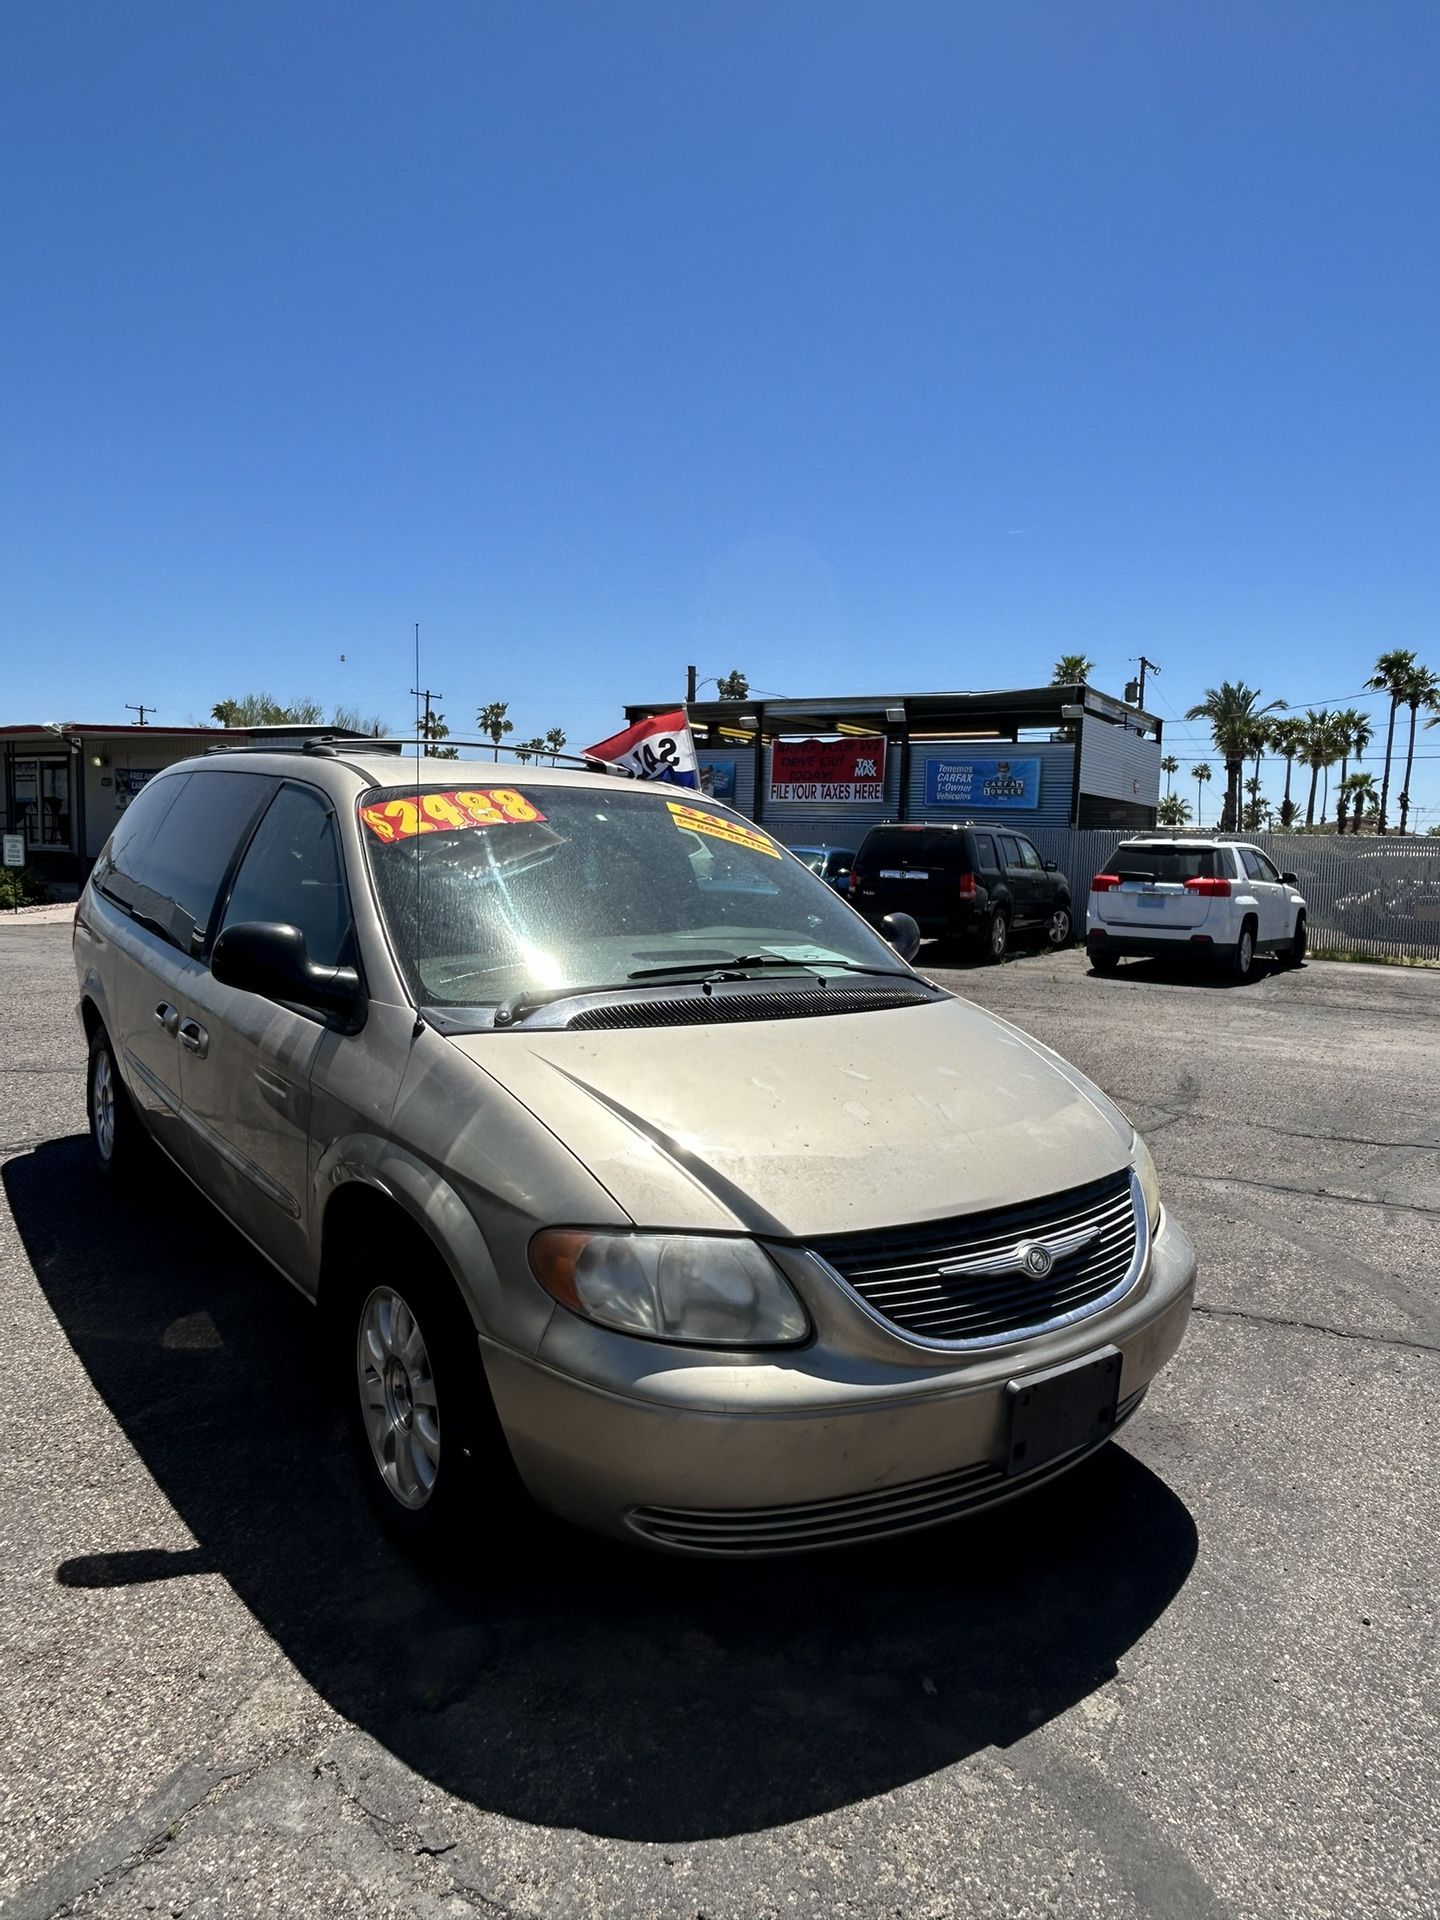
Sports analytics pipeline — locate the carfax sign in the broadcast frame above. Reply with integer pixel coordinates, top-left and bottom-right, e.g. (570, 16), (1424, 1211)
(924, 756), (1041, 810)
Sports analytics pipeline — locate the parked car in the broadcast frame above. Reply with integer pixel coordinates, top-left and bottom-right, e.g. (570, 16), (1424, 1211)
(849, 822), (1074, 959)
(74, 750), (1193, 1556)
(790, 844), (857, 893)
(1086, 838), (1307, 981)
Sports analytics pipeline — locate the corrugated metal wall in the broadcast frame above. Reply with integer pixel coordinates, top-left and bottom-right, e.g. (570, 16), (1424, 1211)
(905, 740), (1076, 829)
(1078, 720), (1161, 811)
(1021, 830), (1440, 963)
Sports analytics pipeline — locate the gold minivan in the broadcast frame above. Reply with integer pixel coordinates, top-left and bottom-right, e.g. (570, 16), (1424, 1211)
(74, 748), (1194, 1555)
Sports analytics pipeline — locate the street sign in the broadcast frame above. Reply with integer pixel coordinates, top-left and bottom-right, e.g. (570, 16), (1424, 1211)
(2, 834), (24, 869)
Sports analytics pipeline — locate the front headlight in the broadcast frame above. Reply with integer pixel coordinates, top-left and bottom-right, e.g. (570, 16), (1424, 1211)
(1130, 1131), (1162, 1235)
(529, 1230), (810, 1347)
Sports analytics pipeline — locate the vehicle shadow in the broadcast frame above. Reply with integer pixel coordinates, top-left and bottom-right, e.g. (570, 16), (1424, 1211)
(6, 1137), (1198, 1842)
(1087, 954), (1291, 989)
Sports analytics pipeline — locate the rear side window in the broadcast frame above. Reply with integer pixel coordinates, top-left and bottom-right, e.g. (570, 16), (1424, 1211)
(219, 784), (353, 968)
(94, 773), (188, 901)
(858, 828), (968, 869)
(99, 770), (275, 955)
(1113, 844), (1227, 883)
(971, 833), (998, 870)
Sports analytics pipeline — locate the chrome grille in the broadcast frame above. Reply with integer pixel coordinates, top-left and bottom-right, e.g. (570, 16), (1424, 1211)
(628, 1388), (1147, 1554)
(810, 1169), (1141, 1348)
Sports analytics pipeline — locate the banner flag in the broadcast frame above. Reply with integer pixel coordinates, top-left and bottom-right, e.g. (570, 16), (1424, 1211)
(583, 707), (700, 788)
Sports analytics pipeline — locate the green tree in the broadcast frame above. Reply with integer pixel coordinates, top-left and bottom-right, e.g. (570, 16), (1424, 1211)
(1341, 771), (1377, 833)
(209, 693), (380, 730)
(1395, 665), (1438, 835)
(1160, 753), (1179, 794)
(543, 726), (568, 764)
(1051, 654), (1094, 685)
(1299, 710), (1346, 828)
(1330, 708), (1373, 833)
(1364, 648), (1419, 833)
(1270, 715), (1308, 827)
(1157, 792), (1192, 827)
(513, 736), (547, 763)
(1184, 682), (1287, 832)
(716, 670), (750, 701)
(418, 705), (458, 758)
(1192, 762), (1212, 825)
(476, 700), (513, 760)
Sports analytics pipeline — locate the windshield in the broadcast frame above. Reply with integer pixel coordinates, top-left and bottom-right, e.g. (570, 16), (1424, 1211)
(359, 782), (909, 1007)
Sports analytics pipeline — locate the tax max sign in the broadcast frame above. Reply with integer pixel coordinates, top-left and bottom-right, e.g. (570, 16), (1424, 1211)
(925, 756), (1041, 810)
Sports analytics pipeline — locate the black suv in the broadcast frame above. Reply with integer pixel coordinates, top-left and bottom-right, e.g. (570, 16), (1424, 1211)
(849, 823), (1073, 959)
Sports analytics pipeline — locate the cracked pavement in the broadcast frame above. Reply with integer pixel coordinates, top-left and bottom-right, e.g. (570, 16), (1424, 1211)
(0, 921), (1435, 1917)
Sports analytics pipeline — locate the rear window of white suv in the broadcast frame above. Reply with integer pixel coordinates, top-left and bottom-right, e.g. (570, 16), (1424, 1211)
(1112, 845), (1232, 883)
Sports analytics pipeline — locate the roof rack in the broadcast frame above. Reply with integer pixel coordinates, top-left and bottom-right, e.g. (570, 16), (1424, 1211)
(205, 736), (635, 775)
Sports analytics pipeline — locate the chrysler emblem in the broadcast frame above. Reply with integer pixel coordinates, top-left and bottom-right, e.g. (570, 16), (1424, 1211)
(1019, 1241), (1055, 1279)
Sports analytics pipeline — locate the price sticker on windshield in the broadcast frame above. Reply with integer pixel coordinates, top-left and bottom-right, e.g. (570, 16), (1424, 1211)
(359, 789), (547, 843)
(666, 800), (782, 858)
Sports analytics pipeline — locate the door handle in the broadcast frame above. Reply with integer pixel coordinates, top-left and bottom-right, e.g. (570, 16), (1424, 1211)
(177, 1019), (209, 1059)
(154, 1003), (180, 1036)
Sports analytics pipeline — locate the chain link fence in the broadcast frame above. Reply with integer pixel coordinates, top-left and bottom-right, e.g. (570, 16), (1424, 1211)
(1022, 829), (1440, 962)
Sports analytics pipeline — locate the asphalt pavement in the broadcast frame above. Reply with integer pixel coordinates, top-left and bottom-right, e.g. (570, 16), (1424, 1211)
(0, 921), (1435, 1919)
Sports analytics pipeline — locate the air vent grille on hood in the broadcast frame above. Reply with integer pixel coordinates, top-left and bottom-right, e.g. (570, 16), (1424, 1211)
(564, 986), (934, 1030)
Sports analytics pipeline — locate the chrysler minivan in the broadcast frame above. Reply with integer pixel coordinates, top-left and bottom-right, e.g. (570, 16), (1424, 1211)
(74, 747), (1194, 1555)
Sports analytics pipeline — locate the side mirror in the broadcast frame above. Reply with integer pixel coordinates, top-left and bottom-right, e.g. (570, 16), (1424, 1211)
(211, 922), (363, 1021)
(1281, 871), (1298, 885)
(1044, 859), (1059, 872)
(832, 867), (851, 884)
(881, 911), (922, 964)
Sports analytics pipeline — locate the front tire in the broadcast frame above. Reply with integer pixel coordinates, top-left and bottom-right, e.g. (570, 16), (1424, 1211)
(343, 1252), (523, 1556)
(1284, 913), (1307, 968)
(86, 1025), (146, 1178)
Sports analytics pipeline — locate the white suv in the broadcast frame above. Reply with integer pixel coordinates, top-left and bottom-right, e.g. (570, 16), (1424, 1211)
(1086, 839), (1307, 982)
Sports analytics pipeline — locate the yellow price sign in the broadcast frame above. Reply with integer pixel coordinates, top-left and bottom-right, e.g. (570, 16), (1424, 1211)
(359, 789), (546, 844)
(667, 799), (781, 858)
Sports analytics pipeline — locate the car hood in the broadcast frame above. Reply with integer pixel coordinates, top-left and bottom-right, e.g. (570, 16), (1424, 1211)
(446, 995), (1134, 1239)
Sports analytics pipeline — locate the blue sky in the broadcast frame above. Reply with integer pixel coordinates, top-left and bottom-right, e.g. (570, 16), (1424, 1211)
(3, 3), (1438, 821)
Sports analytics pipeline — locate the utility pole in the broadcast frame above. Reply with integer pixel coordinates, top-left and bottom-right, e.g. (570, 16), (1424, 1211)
(686, 663), (697, 704)
(1135, 656), (1160, 709)
(124, 703), (155, 725)
(411, 687), (444, 739)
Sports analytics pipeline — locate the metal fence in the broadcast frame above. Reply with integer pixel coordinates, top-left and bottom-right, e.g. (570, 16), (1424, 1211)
(1023, 829), (1440, 963)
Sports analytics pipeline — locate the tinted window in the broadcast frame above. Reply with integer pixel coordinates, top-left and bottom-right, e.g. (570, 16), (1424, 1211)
(1016, 839), (1044, 871)
(998, 835), (1024, 868)
(95, 772), (188, 905)
(824, 852), (853, 877)
(98, 770), (273, 954)
(220, 784), (352, 968)
(857, 827), (968, 869)
(1113, 844), (1225, 882)
(1240, 848), (1266, 881)
(971, 833), (998, 870)
(1253, 849), (1281, 882)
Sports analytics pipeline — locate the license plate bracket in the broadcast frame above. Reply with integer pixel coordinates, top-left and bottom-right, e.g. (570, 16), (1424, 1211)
(1004, 1347), (1122, 1477)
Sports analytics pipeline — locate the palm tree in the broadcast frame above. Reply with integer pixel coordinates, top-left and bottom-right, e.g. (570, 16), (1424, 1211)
(1331, 707), (1374, 833)
(1300, 710), (1345, 828)
(1160, 754), (1179, 795)
(1364, 649), (1419, 833)
(512, 736), (547, 764)
(1242, 775), (1271, 832)
(543, 726), (568, 764)
(1157, 793), (1192, 827)
(1184, 683), (1287, 832)
(1051, 654), (1094, 685)
(1395, 665), (1438, 834)
(476, 700), (513, 761)
(1192, 762), (1212, 825)
(1270, 716), (1308, 827)
(1341, 771), (1377, 833)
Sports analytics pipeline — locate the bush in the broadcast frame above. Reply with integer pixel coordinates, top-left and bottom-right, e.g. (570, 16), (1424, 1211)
(0, 865), (50, 910)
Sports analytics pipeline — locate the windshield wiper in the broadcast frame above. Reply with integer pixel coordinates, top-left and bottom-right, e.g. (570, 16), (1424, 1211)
(627, 954), (921, 984)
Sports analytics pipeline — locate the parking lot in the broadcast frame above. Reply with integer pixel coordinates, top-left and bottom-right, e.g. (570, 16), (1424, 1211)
(0, 918), (1435, 1920)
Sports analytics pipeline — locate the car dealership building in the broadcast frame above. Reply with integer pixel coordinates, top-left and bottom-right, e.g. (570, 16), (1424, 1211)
(623, 682), (1163, 846)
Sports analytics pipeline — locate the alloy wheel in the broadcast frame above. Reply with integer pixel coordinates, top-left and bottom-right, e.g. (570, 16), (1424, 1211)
(91, 1046), (116, 1163)
(1047, 907), (1071, 948)
(357, 1287), (441, 1511)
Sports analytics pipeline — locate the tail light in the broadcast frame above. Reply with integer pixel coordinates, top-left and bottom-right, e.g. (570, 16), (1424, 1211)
(847, 870), (860, 896)
(957, 873), (977, 902)
(1183, 877), (1232, 897)
(1090, 873), (1121, 893)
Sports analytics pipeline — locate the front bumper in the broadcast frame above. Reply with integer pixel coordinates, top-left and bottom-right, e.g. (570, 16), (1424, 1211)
(482, 1210), (1197, 1555)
